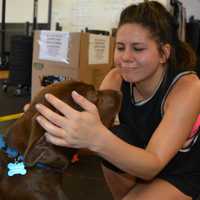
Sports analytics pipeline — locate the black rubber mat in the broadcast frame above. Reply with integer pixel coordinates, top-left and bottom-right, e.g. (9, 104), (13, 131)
(63, 155), (113, 200)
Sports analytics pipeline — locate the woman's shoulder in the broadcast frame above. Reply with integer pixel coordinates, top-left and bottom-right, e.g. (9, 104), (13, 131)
(165, 73), (200, 110)
(171, 73), (200, 94)
(99, 68), (122, 91)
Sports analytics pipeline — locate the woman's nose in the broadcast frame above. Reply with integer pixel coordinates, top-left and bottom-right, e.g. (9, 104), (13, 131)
(122, 49), (135, 61)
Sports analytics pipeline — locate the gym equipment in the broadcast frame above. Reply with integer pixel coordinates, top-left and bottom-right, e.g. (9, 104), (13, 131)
(1, 0), (52, 96)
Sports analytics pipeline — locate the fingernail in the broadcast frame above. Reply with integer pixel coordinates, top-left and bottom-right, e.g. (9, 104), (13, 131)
(45, 93), (50, 99)
(44, 133), (50, 141)
(35, 104), (40, 109)
(36, 116), (41, 121)
(45, 132), (49, 138)
(72, 90), (80, 96)
(72, 91), (78, 95)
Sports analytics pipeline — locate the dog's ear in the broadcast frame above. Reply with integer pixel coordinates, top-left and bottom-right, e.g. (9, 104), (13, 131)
(22, 82), (68, 157)
(23, 113), (45, 158)
(96, 90), (122, 128)
(23, 114), (76, 169)
(25, 135), (76, 170)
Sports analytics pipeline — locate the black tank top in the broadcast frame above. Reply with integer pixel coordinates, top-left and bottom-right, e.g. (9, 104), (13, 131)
(104, 66), (200, 178)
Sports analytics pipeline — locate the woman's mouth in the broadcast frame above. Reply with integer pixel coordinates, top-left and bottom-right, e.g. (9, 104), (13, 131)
(120, 66), (139, 70)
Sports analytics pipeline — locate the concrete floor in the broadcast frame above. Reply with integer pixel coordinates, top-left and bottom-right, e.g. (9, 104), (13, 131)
(63, 155), (113, 200)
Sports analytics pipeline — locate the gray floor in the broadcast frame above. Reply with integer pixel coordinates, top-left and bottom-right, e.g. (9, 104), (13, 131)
(63, 155), (113, 200)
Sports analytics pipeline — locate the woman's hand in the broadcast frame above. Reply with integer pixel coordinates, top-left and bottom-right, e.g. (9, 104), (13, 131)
(23, 103), (30, 112)
(35, 91), (106, 150)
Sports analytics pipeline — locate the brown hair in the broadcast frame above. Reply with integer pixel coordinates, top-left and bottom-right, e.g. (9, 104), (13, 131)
(117, 1), (197, 69)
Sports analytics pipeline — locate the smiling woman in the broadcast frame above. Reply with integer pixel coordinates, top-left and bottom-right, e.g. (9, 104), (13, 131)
(114, 23), (168, 90)
(100, 2), (200, 200)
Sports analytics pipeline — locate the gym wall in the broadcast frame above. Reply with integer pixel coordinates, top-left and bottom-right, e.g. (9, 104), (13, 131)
(0, 0), (168, 32)
(0, 0), (199, 32)
(0, 0), (49, 23)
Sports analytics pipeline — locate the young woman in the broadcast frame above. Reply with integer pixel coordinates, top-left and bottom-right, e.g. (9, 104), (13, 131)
(35, 1), (200, 200)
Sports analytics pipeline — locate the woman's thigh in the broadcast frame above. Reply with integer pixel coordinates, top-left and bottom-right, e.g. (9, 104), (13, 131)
(102, 165), (136, 200)
(123, 178), (192, 200)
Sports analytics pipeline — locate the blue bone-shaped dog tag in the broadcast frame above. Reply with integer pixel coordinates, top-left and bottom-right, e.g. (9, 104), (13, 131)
(7, 162), (27, 176)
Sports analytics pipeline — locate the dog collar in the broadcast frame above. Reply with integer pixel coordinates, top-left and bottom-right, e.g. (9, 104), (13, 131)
(0, 134), (20, 159)
(0, 133), (27, 176)
(0, 133), (64, 176)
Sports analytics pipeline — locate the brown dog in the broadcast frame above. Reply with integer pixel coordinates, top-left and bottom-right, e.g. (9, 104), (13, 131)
(0, 80), (122, 200)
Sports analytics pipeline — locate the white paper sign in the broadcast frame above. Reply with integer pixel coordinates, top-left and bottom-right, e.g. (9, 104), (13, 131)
(88, 34), (110, 65)
(39, 31), (70, 63)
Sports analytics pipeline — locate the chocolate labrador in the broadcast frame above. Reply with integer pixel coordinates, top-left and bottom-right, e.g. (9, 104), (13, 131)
(0, 80), (122, 200)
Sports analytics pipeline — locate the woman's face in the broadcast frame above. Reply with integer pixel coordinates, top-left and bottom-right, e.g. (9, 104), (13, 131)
(114, 23), (167, 83)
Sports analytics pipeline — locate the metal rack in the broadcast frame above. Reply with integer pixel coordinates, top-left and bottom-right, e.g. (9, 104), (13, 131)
(0, 0), (52, 70)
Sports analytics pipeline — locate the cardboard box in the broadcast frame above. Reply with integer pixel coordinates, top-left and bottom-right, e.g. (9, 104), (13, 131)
(31, 31), (115, 99)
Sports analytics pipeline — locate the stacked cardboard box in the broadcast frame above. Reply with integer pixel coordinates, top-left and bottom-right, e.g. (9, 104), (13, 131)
(31, 31), (115, 99)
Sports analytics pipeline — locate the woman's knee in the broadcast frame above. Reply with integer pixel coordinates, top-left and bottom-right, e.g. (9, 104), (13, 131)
(101, 165), (136, 200)
(122, 178), (192, 200)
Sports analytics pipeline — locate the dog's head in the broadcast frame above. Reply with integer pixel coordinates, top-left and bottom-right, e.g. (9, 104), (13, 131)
(22, 80), (122, 170)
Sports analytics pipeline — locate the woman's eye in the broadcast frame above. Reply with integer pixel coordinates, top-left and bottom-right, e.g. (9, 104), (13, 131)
(115, 46), (146, 52)
(133, 47), (145, 52)
(116, 46), (124, 51)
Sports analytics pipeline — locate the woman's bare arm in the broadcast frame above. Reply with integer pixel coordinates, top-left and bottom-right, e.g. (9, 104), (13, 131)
(94, 75), (200, 180)
(99, 67), (122, 91)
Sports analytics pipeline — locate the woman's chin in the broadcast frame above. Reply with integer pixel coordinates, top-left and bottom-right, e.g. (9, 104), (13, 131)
(121, 73), (137, 83)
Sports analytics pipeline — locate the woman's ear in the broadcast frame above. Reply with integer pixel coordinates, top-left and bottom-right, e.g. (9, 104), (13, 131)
(160, 43), (171, 64)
